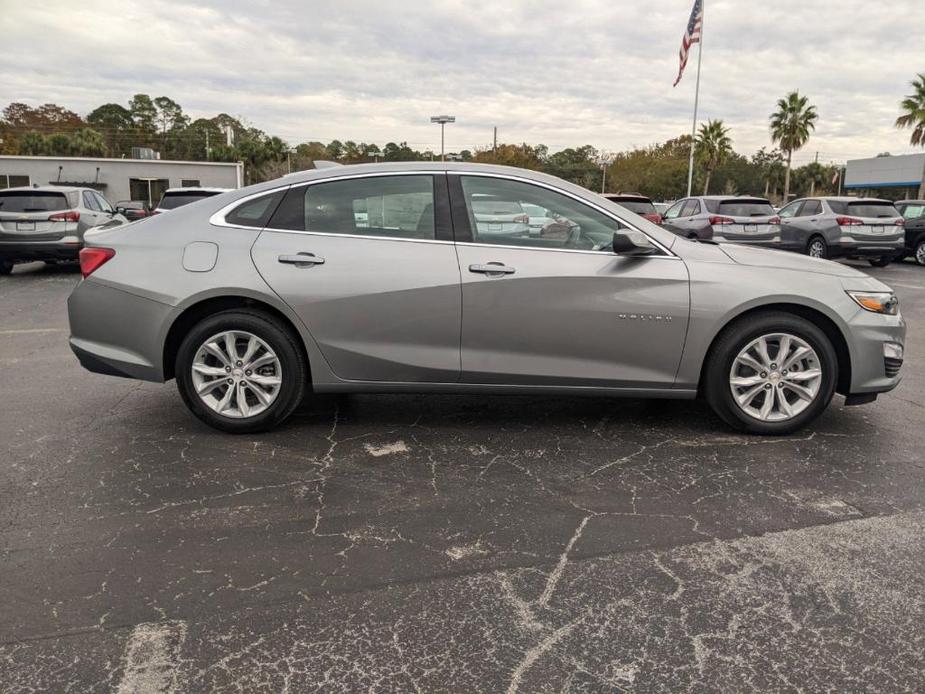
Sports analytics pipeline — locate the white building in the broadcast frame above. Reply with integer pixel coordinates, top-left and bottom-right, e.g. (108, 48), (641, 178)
(844, 153), (925, 199)
(0, 155), (243, 206)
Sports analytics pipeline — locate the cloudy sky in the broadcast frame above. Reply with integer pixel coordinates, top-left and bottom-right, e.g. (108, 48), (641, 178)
(1, 0), (922, 164)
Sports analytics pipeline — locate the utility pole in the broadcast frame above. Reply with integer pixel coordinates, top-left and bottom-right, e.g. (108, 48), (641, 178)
(430, 115), (455, 161)
(205, 129), (210, 161)
(493, 127), (498, 155)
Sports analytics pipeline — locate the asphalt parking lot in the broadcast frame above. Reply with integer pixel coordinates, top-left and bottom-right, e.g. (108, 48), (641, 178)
(2, 259), (924, 693)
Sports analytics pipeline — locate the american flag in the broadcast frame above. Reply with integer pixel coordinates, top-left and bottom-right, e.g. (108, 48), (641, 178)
(673, 0), (703, 87)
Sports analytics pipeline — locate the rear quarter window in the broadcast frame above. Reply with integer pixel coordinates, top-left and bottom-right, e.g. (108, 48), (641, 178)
(0, 191), (69, 213)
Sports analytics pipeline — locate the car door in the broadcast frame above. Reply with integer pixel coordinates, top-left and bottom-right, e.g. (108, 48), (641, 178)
(249, 173), (462, 383)
(450, 174), (690, 388)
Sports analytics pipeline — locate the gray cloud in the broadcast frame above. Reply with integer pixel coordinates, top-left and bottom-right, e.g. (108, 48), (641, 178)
(1, 0), (922, 163)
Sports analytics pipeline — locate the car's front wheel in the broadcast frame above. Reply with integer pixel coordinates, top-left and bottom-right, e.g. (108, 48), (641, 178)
(915, 240), (925, 266)
(704, 312), (837, 435)
(175, 309), (307, 433)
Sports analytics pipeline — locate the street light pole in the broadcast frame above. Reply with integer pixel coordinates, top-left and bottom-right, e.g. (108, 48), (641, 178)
(430, 115), (456, 161)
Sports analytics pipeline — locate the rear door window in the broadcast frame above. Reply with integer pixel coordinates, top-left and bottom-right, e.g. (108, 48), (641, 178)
(797, 200), (821, 216)
(83, 191), (101, 211)
(0, 191), (69, 213)
(681, 200), (700, 217)
(268, 175), (435, 240)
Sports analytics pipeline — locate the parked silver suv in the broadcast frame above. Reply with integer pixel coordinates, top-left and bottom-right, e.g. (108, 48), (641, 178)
(661, 195), (780, 246)
(67, 163), (904, 435)
(0, 185), (127, 274)
(777, 197), (905, 266)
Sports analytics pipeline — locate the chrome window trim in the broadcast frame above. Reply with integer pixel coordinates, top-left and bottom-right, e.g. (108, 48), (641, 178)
(209, 169), (678, 258)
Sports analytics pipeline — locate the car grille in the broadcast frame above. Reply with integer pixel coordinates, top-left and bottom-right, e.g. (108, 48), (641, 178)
(885, 356), (903, 378)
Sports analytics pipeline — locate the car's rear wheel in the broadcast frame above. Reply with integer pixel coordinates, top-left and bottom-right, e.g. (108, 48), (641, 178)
(806, 236), (828, 259)
(915, 240), (925, 266)
(704, 312), (837, 435)
(868, 256), (891, 267)
(0, 259), (13, 275)
(175, 309), (307, 433)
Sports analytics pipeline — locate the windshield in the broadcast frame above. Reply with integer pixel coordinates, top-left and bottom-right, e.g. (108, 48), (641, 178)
(158, 191), (220, 210)
(829, 200), (900, 218)
(613, 199), (657, 214)
(0, 191), (69, 213)
(718, 200), (775, 217)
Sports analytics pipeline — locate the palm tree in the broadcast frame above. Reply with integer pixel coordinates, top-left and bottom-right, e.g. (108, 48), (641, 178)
(769, 91), (818, 203)
(695, 119), (732, 195)
(895, 73), (925, 147)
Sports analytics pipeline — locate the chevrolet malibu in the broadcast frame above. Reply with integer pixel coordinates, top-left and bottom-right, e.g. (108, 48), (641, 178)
(68, 163), (905, 435)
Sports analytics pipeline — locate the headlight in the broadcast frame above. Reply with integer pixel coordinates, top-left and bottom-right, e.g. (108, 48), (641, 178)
(847, 291), (899, 315)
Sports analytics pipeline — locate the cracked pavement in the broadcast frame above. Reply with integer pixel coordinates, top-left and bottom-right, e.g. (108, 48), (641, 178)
(1, 260), (924, 692)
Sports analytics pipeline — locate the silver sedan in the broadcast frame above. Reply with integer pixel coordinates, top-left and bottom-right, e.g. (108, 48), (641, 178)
(68, 162), (905, 435)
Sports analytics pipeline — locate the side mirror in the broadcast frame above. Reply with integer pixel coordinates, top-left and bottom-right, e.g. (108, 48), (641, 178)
(612, 231), (658, 256)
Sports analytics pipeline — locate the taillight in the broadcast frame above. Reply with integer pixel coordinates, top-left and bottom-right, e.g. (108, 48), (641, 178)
(709, 215), (735, 225)
(836, 216), (863, 226)
(643, 213), (663, 224)
(514, 214), (529, 224)
(768, 216), (780, 224)
(894, 218), (905, 227)
(79, 247), (115, 278)
(49, 210), (80, 223)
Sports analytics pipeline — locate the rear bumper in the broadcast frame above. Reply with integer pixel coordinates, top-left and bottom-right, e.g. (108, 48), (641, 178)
(0, 238), (81, 261)
(829, 235), (904, 259)
(67, 278), (174, 382)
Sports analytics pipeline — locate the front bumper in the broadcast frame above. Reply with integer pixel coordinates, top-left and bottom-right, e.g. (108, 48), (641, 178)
(0, 237), (81, 261)
(844, 306), (905, 396)
(68, 278), (174, 382)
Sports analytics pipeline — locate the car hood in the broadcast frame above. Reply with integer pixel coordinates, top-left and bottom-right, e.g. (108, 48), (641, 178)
(718, 243), (868, 279)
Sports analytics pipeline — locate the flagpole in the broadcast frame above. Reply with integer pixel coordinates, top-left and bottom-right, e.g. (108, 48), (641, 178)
(685, 0), (704, 197)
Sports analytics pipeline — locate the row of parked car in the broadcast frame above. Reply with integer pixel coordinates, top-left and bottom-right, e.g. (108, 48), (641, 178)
(0, 186), (228, 274)
(603, 193), (925, 268)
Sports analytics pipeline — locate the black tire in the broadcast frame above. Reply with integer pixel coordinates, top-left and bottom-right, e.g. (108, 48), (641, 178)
(175, 309), (307, 433)
(868, 257), (891, 268)
(704, 311), (838, 435)
(0, 260), (12, 276)
(915, 240), (925, 267)
(805, 236), (828, 259)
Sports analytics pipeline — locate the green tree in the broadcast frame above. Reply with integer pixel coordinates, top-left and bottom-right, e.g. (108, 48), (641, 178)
(473, 143), (545, 171)
(46, 133), (74, 156)
(769, 91), (818, 203)
(128, 94), (158, 141)
(18, 131), (47, 155)
(695, 119), (732, 195)
(87, 103), (135, 156)
(895, 73), (925, 148)
(70, 127), (108, 157)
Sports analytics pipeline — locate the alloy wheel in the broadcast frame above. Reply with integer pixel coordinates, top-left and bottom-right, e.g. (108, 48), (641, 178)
(191, 330), (282, 418)
(808, 240), (826, 258)
(916, 242), (925, 266)
(728, 333), (823, 422)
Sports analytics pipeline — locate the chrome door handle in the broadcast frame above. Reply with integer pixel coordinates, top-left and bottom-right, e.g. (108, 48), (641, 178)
(279, 253), (325, 266)
(469, 263), (515, 275)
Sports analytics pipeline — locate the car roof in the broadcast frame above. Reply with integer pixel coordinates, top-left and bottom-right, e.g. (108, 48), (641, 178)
(896, 199), (925, 204)
(1, 185), (84, 193)
(163, 187), (230, 194)
(817, 196), (891, 203)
